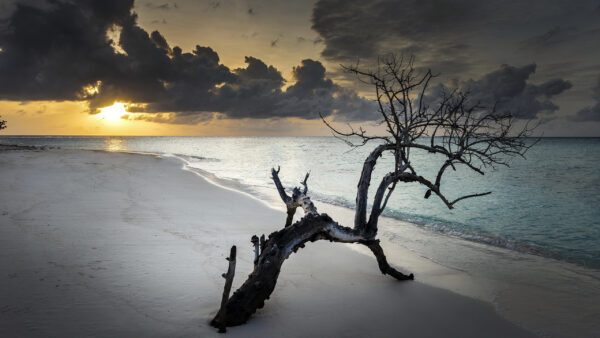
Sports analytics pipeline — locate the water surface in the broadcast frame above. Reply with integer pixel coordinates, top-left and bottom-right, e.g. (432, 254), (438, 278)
(2, 136), (599, 269)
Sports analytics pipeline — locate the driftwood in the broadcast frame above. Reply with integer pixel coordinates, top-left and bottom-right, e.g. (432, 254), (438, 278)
(212, 245), (236, 333)
(210, 54), (534, 330)
(211, 169), (413, 328)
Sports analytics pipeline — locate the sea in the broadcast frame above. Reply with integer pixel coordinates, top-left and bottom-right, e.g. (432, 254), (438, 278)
(1, 136), (599, 270)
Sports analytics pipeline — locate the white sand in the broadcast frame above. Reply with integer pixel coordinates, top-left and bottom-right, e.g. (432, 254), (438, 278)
(0, 149), (537, 337)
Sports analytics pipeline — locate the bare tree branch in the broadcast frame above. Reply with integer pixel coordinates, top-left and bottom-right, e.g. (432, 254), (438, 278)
(325, 54), (536, 218)
(272, 167), (318, 226)
(300, 171), (310, 194)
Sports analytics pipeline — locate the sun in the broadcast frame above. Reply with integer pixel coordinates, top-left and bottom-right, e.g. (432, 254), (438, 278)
(97, 102), (127, 121)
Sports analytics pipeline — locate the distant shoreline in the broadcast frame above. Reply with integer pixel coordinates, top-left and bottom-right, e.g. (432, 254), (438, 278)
(2, 135), (600, 138)
(0, 143), (56, 151)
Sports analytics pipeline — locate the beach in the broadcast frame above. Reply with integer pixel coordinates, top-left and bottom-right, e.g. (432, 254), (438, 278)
(1, 0), (599, 336)
(0, 148), (542, 337)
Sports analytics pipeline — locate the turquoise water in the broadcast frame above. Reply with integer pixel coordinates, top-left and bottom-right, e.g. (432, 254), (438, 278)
(2, 136), (599, 269)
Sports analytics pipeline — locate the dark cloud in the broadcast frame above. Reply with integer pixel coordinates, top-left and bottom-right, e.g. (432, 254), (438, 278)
(519, 25), (600, 51)
(428, 64), (572, 119)
(155, 58), (378, 121)
(122, 112), (216, 124)
(282, 59), (376, 121)
(234, 56), (284, 88)
(0, 0), (133, 101)
(573, 105), (600, 122)
(286, 59), (333, 97)
(311, 0), (600, 88)
(150, 30), (170, 51)
(145, 2), (177, 11)
(463, 64), (572, 119)
(571, 77), (600, 121)
(312, 0), (481, 62)
(312, 0), (599, 62)
(5, 0), (582, 126)
(0, 0), (376, 122)
(519, 26), (574, 50)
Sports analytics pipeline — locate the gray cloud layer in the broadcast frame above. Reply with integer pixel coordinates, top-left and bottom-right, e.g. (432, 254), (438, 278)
(572, 76), (600, 121)
(312, 0), (600, 64)
(0, 0), (376, 122)
(312, 0), (597, 121)
(422, 64), (572, 120)
(459, 64), (572, 119)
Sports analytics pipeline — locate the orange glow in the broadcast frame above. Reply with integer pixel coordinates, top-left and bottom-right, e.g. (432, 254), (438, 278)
(97, 102), (127, 121)
(0, 100), (349, 136)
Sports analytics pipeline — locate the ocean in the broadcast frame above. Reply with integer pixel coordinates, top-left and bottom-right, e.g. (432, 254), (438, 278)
(2, 135), (599, 270)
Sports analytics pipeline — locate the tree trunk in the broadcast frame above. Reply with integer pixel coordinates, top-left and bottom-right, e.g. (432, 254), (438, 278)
(210, 169), (413, 329)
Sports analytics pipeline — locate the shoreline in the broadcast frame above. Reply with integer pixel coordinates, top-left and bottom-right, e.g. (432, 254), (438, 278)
(169, 150), (600, 337)
(0, 148), (538, 337)
(3, 141), (595, 271)
(1, 137), (598, 270)
(182, 156), (588, 269)
(1, 147), (599, 336)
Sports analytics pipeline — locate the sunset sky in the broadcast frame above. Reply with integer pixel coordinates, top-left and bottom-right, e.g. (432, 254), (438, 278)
(1, 0), (599, 136)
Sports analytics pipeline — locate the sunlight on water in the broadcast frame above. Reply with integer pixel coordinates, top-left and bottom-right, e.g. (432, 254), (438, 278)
(104, 138), (128, 152)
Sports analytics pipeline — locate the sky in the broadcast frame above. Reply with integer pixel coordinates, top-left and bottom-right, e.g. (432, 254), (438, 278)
(0, 0), (599, 136)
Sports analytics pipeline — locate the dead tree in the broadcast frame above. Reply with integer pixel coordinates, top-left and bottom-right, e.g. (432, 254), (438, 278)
(210, 55), (535, 329)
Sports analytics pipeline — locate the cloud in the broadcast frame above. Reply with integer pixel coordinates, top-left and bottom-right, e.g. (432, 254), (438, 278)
(145, 2), (177, 11)
(122, 112), (217, 124)
(234, 56), (285, 89)
(312, 0), (599, 58)
(0, 0), (134, 101)
(571, 77), (600, 121)
(518, 25), (600, 52)
(155, 57), (378, 121)
(312, 0), (483, 62)
(427, 64), (572, 119)
(519, 26), (575, 50)
(311, 0), (600, 78)
(5, 0), (579, 126)
(0, 0), (376, 123)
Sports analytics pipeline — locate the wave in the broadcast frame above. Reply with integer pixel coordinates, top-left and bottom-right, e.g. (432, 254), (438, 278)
(171, 165), (575, 267)
(304, 189), (564, 261)
(171, 153), (221, 163)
